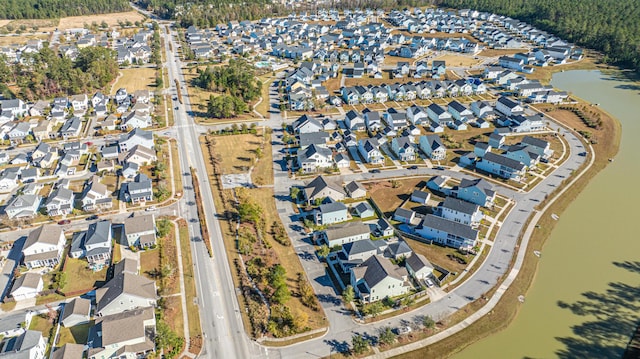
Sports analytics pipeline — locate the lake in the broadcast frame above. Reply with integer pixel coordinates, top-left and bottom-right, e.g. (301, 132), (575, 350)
(454, 70), (640, 359)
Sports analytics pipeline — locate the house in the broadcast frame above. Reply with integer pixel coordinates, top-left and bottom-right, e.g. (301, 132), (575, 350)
(298, 132), (329, 150)
(95, 262), (157, 316)
(416, 214), (478, 249)
(4, 194), (42, 219)
(405, 253), (434, 281)
(20, 167), (38, 183)
(447, 100), (473, 121)
(375, 218), (394, 238)
(488, 132), (505, 149)
(304, 176), (346, 204)
(44, 187), (75, 216)
(393, 207), (415, 224)
(336, 239), (382, 271)
(21, 224), (65, 271)
(358, 138), (383, 164)
(344, 110), (365, 131)
(432, 60), (446, 76)
(476, 152), (527, 181)
(406, 105), (429, 125)
(0, 170), (19, 193)
(0, 330), (46, 359)
(508, 114), (545, 133)
(410, 190), (431, 204)
(419, 135), (447, 161)
(450, 119), (468, 131)
(495, 96), (524, 116)
(121, 111), (152, 130)
(314, 201), (348, 225)
(81, 177), (113, 211)
(124, 173), (153, 204)
(0, 99), (28, 117)
(390, 136), (416, 162)
(70, 94), (89, 113)
(474, 142), (492, 158)
(498, 56), (524, 71)
(351, 255), (410, 303)
(438, 197), (483, 226)
(319, 222), (370, 247)
(427, 103), (452, 125)
(505, 144), (540, 167)
(354, 201), (375, 218)
(297, 144), (333, 173)
(521, 136), (552, 158)
(292, 115), (323, 134)
(121, 145), (156, 167)
(382, 110), (408, 131)
(87, 307), (156, 359)
(119, 128), (154, 152)
(10, 273), (43, 301)
(60, 117), (83, 139)
(344, 181), (367, 199)
(123, 214), (157, 249)
(70, 220), (113, 271)
(60, 298), (91, 327)
(456, 178), (496, 207)
(52, 344), (85, 359)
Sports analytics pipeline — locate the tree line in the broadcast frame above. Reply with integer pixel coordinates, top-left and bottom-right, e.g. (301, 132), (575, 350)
(1, 46), (118, 100)
(0, 0), (131, 19)
(436, 0), (640, 73)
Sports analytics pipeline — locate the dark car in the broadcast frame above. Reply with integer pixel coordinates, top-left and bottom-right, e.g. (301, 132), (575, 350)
(370, 169), (381, 173)
(58, 220), (71, 225)
(408, 165), (418, 170)
(86, 215), (99, 221)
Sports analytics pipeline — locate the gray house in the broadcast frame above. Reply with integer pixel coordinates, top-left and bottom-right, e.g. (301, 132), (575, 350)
(314, 201), (348, 225)
(61, 297), (91, 327)
(123, 214), (157, 249)
(70, 220), (113, 271)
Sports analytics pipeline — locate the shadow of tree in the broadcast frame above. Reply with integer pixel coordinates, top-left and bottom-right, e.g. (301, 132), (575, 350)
(555, 261), (640, 359)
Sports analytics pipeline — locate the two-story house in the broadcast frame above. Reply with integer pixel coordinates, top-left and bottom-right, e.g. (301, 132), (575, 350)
(22, 225), (66, 269)
(438, 197), (483, 227)
(123, 214), (157, 249)
(419, 135), (447, 161)
(70, 220), (113, 271)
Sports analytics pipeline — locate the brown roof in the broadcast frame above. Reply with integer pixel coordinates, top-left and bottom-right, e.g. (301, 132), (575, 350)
(24, 225), (63, 250)
(124, 214), (155, 235)
(52, 343), (85, 359)
(96, 272), (156, 313)
(97, 307), (154, 346)
(61, 297), (91, 322)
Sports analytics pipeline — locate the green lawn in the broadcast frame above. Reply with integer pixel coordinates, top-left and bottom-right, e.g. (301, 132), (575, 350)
(56, 322), (93, 346)
(59, 258), (108, 294)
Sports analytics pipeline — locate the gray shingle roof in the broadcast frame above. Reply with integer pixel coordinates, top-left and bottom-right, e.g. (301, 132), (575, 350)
(483, 152), (526, 171)
(323, 222), (370, 242)
(441, 197), (479, 215)
(420, 214), (478, 239)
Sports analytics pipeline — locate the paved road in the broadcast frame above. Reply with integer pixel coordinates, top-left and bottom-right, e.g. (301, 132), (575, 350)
(162, 26), (264, 359)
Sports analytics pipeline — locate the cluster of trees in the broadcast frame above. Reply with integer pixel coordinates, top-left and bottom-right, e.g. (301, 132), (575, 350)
(194, 60), (261, 102)
(3, 46), (118, 100)
(206, 95), (248, 118)
(0, 0), (131, 19)
(436, 0), (640, 73)
(155, 310), (184, 359)
(135, 0), (287, 28)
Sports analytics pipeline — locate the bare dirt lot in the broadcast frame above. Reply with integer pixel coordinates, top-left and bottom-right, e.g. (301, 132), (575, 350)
(365, 178), (425, 217)
(58, 11), (145, 30)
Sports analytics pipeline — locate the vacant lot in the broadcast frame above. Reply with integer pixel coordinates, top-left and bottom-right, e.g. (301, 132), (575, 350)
(0, 34), (49, 46)
(140, 248), (161, 280)
(58, 11), (145, 30)
(206, 133), (265, 176)
(366, 178), (425, 216)
(111, 68), (157, 95)
(344, 74), (419, 87)
(435, 54), (482, 68)
(477, 48), (524, 58)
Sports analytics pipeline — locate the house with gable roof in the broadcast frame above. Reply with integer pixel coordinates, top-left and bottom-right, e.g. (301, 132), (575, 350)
(21, 225), (65, 269)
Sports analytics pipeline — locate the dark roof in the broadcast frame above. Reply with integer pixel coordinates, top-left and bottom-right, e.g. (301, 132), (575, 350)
(448, 100), (467, 113)
(323, 222), (370, 241)
(441, 197), (479, 215)
(405, 252), (433, 272)
(483, 152), (526, 171)
(318, 201), (347, 213)
(394, 207), (414, 219)
(343, 239), (378, 256)
(411, 190), (430, 200)
(497, 96), (521, 110)
(420, 214), (478, 239)
(521, 136), (548, 149)
(304, 175), (345, 199)
(459, 178), (495, 197)
(360, 255), (408, 288)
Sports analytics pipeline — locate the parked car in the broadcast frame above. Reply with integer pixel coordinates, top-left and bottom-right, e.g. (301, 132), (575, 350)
(58, 220), (71, 225)
(425, 278), (435, 287)
(408, 165), (418, 170)
(396, 326), (412, 335)
(86, 215), (99, 221)
(370, 169), (381, 173)
(146, 206), (157, 212)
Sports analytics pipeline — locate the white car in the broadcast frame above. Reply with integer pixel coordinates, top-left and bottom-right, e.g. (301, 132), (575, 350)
(145, 206), (157, 212)
(397, 326), (412, 335)
(425, 278), (435, 288)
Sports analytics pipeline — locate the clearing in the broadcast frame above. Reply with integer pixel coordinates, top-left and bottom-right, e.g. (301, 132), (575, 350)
(58, 11), (145, 30)
(434, 54), (482, 68)
(0, 34), (49, 46)
(205, 132), (267, 177)
(110, 68), (157, 95)
(59, 258), (107, 295)
(365, 178), (425, 217)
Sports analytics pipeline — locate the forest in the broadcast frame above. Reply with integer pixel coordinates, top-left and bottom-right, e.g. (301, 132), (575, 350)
(0, 0), (131, 19)
(0, 47), (119, 100)
(436, 0), (640, 72)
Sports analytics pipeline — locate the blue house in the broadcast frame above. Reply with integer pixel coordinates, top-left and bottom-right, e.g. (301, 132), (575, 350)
(476, 152), (527, 181)
(456, 178), (496, 207)
(314, 201), (348, 225)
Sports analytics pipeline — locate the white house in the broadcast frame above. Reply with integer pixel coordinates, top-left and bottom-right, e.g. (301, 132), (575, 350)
(22, 225), (65, 269)
(419, 135), (446, 161)
(351, 255), (410, 303)
(438, 197), (483, 227)
(10, 273), (43, 301)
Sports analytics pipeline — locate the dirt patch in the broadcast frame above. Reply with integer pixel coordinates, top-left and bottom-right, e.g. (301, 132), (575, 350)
(110, 68), (157, 95)
(477, 48), (525, 58)
(435, 54), (482, 68)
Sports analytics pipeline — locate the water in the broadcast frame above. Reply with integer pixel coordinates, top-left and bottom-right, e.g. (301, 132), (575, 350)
(454, 70), (640, 359)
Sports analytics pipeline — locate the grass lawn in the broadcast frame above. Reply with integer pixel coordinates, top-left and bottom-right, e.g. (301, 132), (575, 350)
(177, 219), (202, 340)
(256, 73), (278, 118)
(407, 239), (469, 276)
(60, 258), (107, 294)
(57, 322), (92, 346)
(110, 68), (157, 95)
(365, 178), (425, 217)
(251, 129), (274, 186)
(29, 314), (56, 334)
(140, 248), (160, 280)
(169, 139), (183, 195)
(205, 133), (264, 175)
(0, 34), (49, 46)
(477, 48), (525, 58)
(324, 74), (343, 94)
